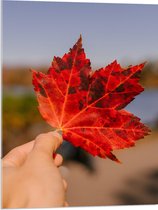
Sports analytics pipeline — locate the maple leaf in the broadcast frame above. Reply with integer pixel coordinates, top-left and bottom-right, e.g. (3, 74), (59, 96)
(32, 36), (150, 162)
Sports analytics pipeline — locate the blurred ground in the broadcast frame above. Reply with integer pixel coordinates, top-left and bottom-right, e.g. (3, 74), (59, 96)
(64, 131), (158, 206)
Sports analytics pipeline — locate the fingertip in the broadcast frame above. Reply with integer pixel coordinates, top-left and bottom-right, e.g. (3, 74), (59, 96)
(53, 153), (63, 167)
(49, 131), (63, 145)
(64, 201), (69, 207)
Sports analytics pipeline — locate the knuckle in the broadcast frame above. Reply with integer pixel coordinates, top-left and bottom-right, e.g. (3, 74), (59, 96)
(10, 146), (21, 155)
(35, 133), (46, 141)
(63, 179), (68, 190)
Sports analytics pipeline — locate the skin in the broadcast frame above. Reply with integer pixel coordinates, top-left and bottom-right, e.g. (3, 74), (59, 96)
(2, 131), (68, 208)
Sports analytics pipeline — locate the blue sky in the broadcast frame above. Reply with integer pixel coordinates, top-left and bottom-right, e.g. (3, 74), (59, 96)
(3, 1), (158, 69)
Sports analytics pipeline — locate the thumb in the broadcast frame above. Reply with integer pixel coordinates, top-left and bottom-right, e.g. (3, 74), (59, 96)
(31, 131), (63, 159)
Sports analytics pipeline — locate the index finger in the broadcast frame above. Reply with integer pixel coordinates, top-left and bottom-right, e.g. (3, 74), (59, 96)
(3, 140), (35, 167)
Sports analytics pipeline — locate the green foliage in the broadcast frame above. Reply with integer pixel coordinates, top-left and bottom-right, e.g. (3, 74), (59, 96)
(3, 94), (40, 128)
(2, 94), (52, 156)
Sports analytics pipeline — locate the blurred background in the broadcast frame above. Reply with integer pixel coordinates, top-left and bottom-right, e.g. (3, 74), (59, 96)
(2, 1), (158, 206)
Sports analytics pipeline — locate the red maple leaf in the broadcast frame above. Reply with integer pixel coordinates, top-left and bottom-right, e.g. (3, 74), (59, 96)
(32, 36), (150, 162)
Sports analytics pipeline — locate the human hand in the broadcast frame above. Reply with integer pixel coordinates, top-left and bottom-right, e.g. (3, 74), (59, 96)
(2, 131), (68, 208)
